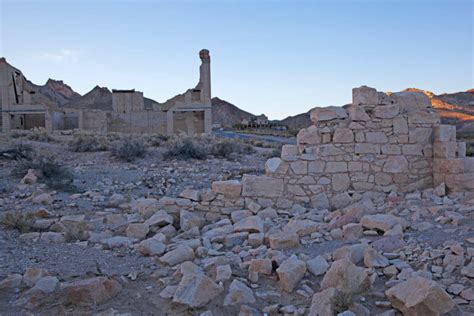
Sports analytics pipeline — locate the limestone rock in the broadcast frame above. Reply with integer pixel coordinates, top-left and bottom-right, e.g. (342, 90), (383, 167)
(126, 223), (149, 240)
(321, 258), (371, 295)
(385, 277), (454, 316)
(144, 210), (174, 228)
(276, 255), (307, 292)
(160, 246), (195, 266)
(268, 231), (300, 250)
(241, 175), (283, 198)
(63, 277), (122, 306)
(173, 270), (223, 308)
(137, 237), (166, 256)
(179, 189), (200, 201)
(311, 106), (348, 123)
(306, 255), (330, 277)
(361, 214), (407, 233)
(32, 193), (53, 205)
(223, 279), (256, 306)
(233, 215), (264, 233)
(363, 247), (389, 268)
(180, 210), (205, 231)
(21, 169), (37, 185)
(23, 268), (50, 287)
(308, 287), (341, 316)
(211, 180), (242, 198)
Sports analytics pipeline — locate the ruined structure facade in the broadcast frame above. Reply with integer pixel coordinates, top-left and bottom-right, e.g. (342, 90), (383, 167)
(225, 86), (473, 211)
(0, 58), (52, 133)
(0, 49), (212, 135)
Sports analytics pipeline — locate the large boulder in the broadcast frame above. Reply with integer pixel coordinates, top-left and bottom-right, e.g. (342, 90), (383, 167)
(321, 258), (371, 295)
(173, 269), (223, 308)
(385, 277), (454, 316)
(63, 277), (122, 306)
(276, 255), (307, 292)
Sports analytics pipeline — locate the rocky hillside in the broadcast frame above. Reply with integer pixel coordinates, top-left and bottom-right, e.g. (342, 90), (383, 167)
(279, 111), (312, 131)
(63, 86), (113, 111)
(25, 79), (81, 108)
(211, 97), (255, 128)
(405, 88), (474, 138)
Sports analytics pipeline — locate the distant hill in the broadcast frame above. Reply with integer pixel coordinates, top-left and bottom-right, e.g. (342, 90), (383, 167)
(211, 97), (255, 128)
(64, 86), (113, 111)
(279, 111), (311, 131)
(25, 78), (81, 108)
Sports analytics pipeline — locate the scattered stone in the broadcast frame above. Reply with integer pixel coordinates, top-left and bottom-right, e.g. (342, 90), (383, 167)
(223, 279), (256, 306)
(385, 277), (454, 316)
(276, 255), (307, 292)
(160, 246), (195, 266)
(306, 255), (330, 276)
(63, 277), (122, 306)
(321, 258), (371, 295)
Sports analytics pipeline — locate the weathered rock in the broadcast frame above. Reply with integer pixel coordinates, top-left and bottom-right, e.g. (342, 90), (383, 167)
(137, 237), (166, 256)
(276, 255), (307, 292)
(173, 270), (223, 308)
(233, 215), (263, 233)
(130, 198), (159, 218)
(0, 274), (23, 289)
(308, 287), (341, 316)
(284, 219), (320, 237)
(361, 214), (407, 233)
(126, 223), (149, 240)
(63, 277), (122, 306)
(306, 255), (330, 276)
(32, 193), (53, 205)
(385, 277), (454, 316)
(179, 189), (200, 201)
(211, 180), (242, 198)
(223, 279), (256, 306)
(311, 106), (348, 123)
(21, 169), (37, 184)
(248, 258), (273, 275)
(144, 210), (174, 228)
(268, 231), (300, 250)
(180, 210), (205, 231)
(23, 268), (50, 287)
(242, 175), (284, 198)
(363, 247), (389, 268)
(160, 246), (195, 266)
(321, 258), (371, 295)
(215, 264), (232, 282)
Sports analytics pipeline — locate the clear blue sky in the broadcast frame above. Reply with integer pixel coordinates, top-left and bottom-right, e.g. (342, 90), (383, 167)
(1, 0), (472, 119)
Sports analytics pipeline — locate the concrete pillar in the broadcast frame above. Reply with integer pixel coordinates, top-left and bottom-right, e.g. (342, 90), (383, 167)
(198, 49), (211, 105)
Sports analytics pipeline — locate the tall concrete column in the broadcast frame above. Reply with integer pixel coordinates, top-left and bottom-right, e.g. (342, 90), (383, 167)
(198, 49), (211, 105)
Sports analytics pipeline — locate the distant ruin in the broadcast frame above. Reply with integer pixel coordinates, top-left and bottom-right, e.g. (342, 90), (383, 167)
(0, 49), (212, 135)
(233, 86), (474, 210)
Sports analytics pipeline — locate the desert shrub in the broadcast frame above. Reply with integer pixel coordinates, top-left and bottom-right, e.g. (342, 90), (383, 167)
(111, 139), (147, 162)
(211, 140), (256, 158)
(0, 211), (35, 233)
(266, 146), (282, 158)
(163, 138), (209, 160)
(467, 143), (474, 157)
(143, 134), (170, 147)
(0, 142), (35, 160)
(10, 129), (52, 143)
(13, 152), (74, 191)
(69, 134), (108, 152)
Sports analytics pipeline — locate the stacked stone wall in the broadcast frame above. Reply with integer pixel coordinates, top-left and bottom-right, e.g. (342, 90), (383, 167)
(237, 86), (474, 210)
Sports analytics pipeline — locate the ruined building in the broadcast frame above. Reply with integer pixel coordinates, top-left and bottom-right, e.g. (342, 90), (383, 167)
(0, 49), (212, 135)
(215, 86), (474, 211)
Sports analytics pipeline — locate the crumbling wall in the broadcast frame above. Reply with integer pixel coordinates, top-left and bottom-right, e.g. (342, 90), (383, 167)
(239, 86), (474, 210)
(107, 111), (167, 134)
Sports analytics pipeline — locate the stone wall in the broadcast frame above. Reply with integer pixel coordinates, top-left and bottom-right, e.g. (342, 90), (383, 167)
(238, 86), (474, 210)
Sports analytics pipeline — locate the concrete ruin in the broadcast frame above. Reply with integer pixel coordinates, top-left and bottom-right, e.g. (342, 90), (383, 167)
(0, 58), (53, 133)
(216, 86), (474, 210)
(0, 49), (212, 135)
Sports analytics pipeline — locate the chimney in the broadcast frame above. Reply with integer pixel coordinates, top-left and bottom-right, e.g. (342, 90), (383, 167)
(198, 49), (211, 104)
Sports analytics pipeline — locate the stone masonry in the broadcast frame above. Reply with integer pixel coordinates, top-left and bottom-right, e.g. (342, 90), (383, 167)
(236, 86), (474, 210)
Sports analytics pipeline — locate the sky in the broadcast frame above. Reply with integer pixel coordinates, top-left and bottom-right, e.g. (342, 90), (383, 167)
(0, 0), (472, 120)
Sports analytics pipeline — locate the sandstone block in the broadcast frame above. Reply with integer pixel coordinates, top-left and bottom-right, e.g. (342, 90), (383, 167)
(333, 128), (354, 143)
(391, 92), (431, 111)
(385, 277), (454, 316)
(265, 157), (289, 174)
(211, 180), (242, 198)
(223, 279), (256, 306)
(268, 231), (300, 250)
(433, 125), (456, 142)
(310, 106), (347, 123)
(383, 156), (409, 173)
(361, 214), (407, 232)
(375, 104), (399, 119)
(332, 173), (350, 191)
(173, 270), (223, 308)
(393, 116), (408, 135)
(366, 132), (388, 144)
(160, 246), (195, 266)
(325, 161), (347, 173)
(290, 160), (308, 175)
(306, 255), (329, 276)
(433, 141), (457, 158)
(353, 86), (378, 105)
(308, 160), (325, 173)
(63, 277), (122, 306)
(249, 258), (273, 275)
(180, 210), (205, 231)
(242, 175), (283, 198)
(348, 106), (370, 121)
(297, 125), (321, 145)
(281, 144), (299, 161)
(308, 287), (340, 316)
(276, 256), (307, 292)
(321, 258), (371, 295)
(233, 215), (264, 233)
(355, 143), (380, 154)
